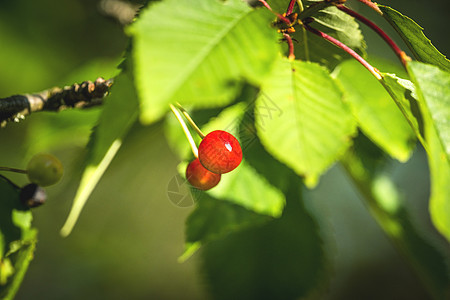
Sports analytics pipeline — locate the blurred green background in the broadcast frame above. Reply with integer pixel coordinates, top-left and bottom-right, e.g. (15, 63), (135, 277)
(0, 0), (448, 299)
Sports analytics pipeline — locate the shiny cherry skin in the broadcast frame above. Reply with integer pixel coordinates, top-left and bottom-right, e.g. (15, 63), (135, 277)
(198, 130), (242, 174)
(186, 158), (221, 190)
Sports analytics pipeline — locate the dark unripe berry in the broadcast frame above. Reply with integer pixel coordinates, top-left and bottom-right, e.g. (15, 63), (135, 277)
(20, 183), (46, 208)
(198, 130), (242, 174)
(27, 153), (63, 187)
(186, 158), (221, 190)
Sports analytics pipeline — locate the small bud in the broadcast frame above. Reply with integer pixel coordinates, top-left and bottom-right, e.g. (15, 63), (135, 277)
(20, 183), (46, 208)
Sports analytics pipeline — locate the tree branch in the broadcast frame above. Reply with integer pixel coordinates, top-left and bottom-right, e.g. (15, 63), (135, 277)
(0, 77), (113, 126)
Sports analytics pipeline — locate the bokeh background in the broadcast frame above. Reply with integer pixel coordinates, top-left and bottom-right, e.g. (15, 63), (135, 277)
(0, 0), (448, 299)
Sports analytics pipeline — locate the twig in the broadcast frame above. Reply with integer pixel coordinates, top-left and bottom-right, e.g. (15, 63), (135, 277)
(356, 0), (382, 14)
(0, 77), (113, 126)
(283, 33), (296, 60)
(175, 103), (206, 139)
(169, 104), (199, 158)
(286, 0), (297, 15)
(0, 167), (27, 174)
(258, 0), (292, 25)
(337, 5), (410, 67)
(303, 21), (382, 80)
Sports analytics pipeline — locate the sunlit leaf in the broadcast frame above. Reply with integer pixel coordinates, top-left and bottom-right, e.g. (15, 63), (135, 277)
(334, 59), (415, 161)
(379, 5), (450, 72)
(128, 0), (279, 124)
(426, 120), (450, 244)
(408, 62), (450, 159)
(256, 57), (356, 187)
(408, 61), (450, 242)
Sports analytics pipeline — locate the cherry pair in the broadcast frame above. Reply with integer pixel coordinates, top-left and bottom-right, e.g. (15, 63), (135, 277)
(186, 130), (242, 190)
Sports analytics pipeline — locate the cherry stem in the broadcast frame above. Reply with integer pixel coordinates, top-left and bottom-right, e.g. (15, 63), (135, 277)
(283, 33), (296, 60)
(303, 22), (382, 80)
(296, 0), (304, 12)
(258, 0), (291, 25)
(286, 0), (297, 15)
(169, 104), (199, 158)
(356, 0), (382, 14)
(337, 5), (410, 68)
(175, 103), (206, 139)
(0, 166), (28, 174)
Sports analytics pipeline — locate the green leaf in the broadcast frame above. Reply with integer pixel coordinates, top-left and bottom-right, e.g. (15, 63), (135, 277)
(0, 176), (27, 259)
(186, 195), (271, 243)
(60, 70), (139, 236)
(256, 57), (356, 187)
(379, 5), (450, 72)
(201, 182), (328, 300)
(181, 193), (271, 261)
(426, 120), (450, 244)
(207, 160), (285, 217)
(334, 59), (415, 161)
(408, 62), (450, 160)
(128, 0), (280, 124)
(407, 61), (450, 242)
(0, 233), (37, 300)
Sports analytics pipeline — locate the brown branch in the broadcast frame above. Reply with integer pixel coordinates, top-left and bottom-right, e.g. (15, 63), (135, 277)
(0, 77), (113, 126)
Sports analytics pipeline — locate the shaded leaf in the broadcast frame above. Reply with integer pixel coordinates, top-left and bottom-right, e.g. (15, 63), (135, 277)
(60, 70), (138, 236)
(201, 181), (327, 300)
(293, 0), (366, 68)
(304, 0), (365, 50)
(379, 5), (450, 72)
(0, 176), (37, 299)
(0, 233), (37, 300)
(128, 0), (279, 124)
(181, 193), (271, 261)
(334, 59), (415, 161)
(0, 177), (31, 259)
(341, 134), (450, 299)
(256, 57), (356, 187)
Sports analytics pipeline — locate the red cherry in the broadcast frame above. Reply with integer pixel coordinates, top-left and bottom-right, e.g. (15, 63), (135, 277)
(198, 130), (242, 174)
(186, 158), (221, 190)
